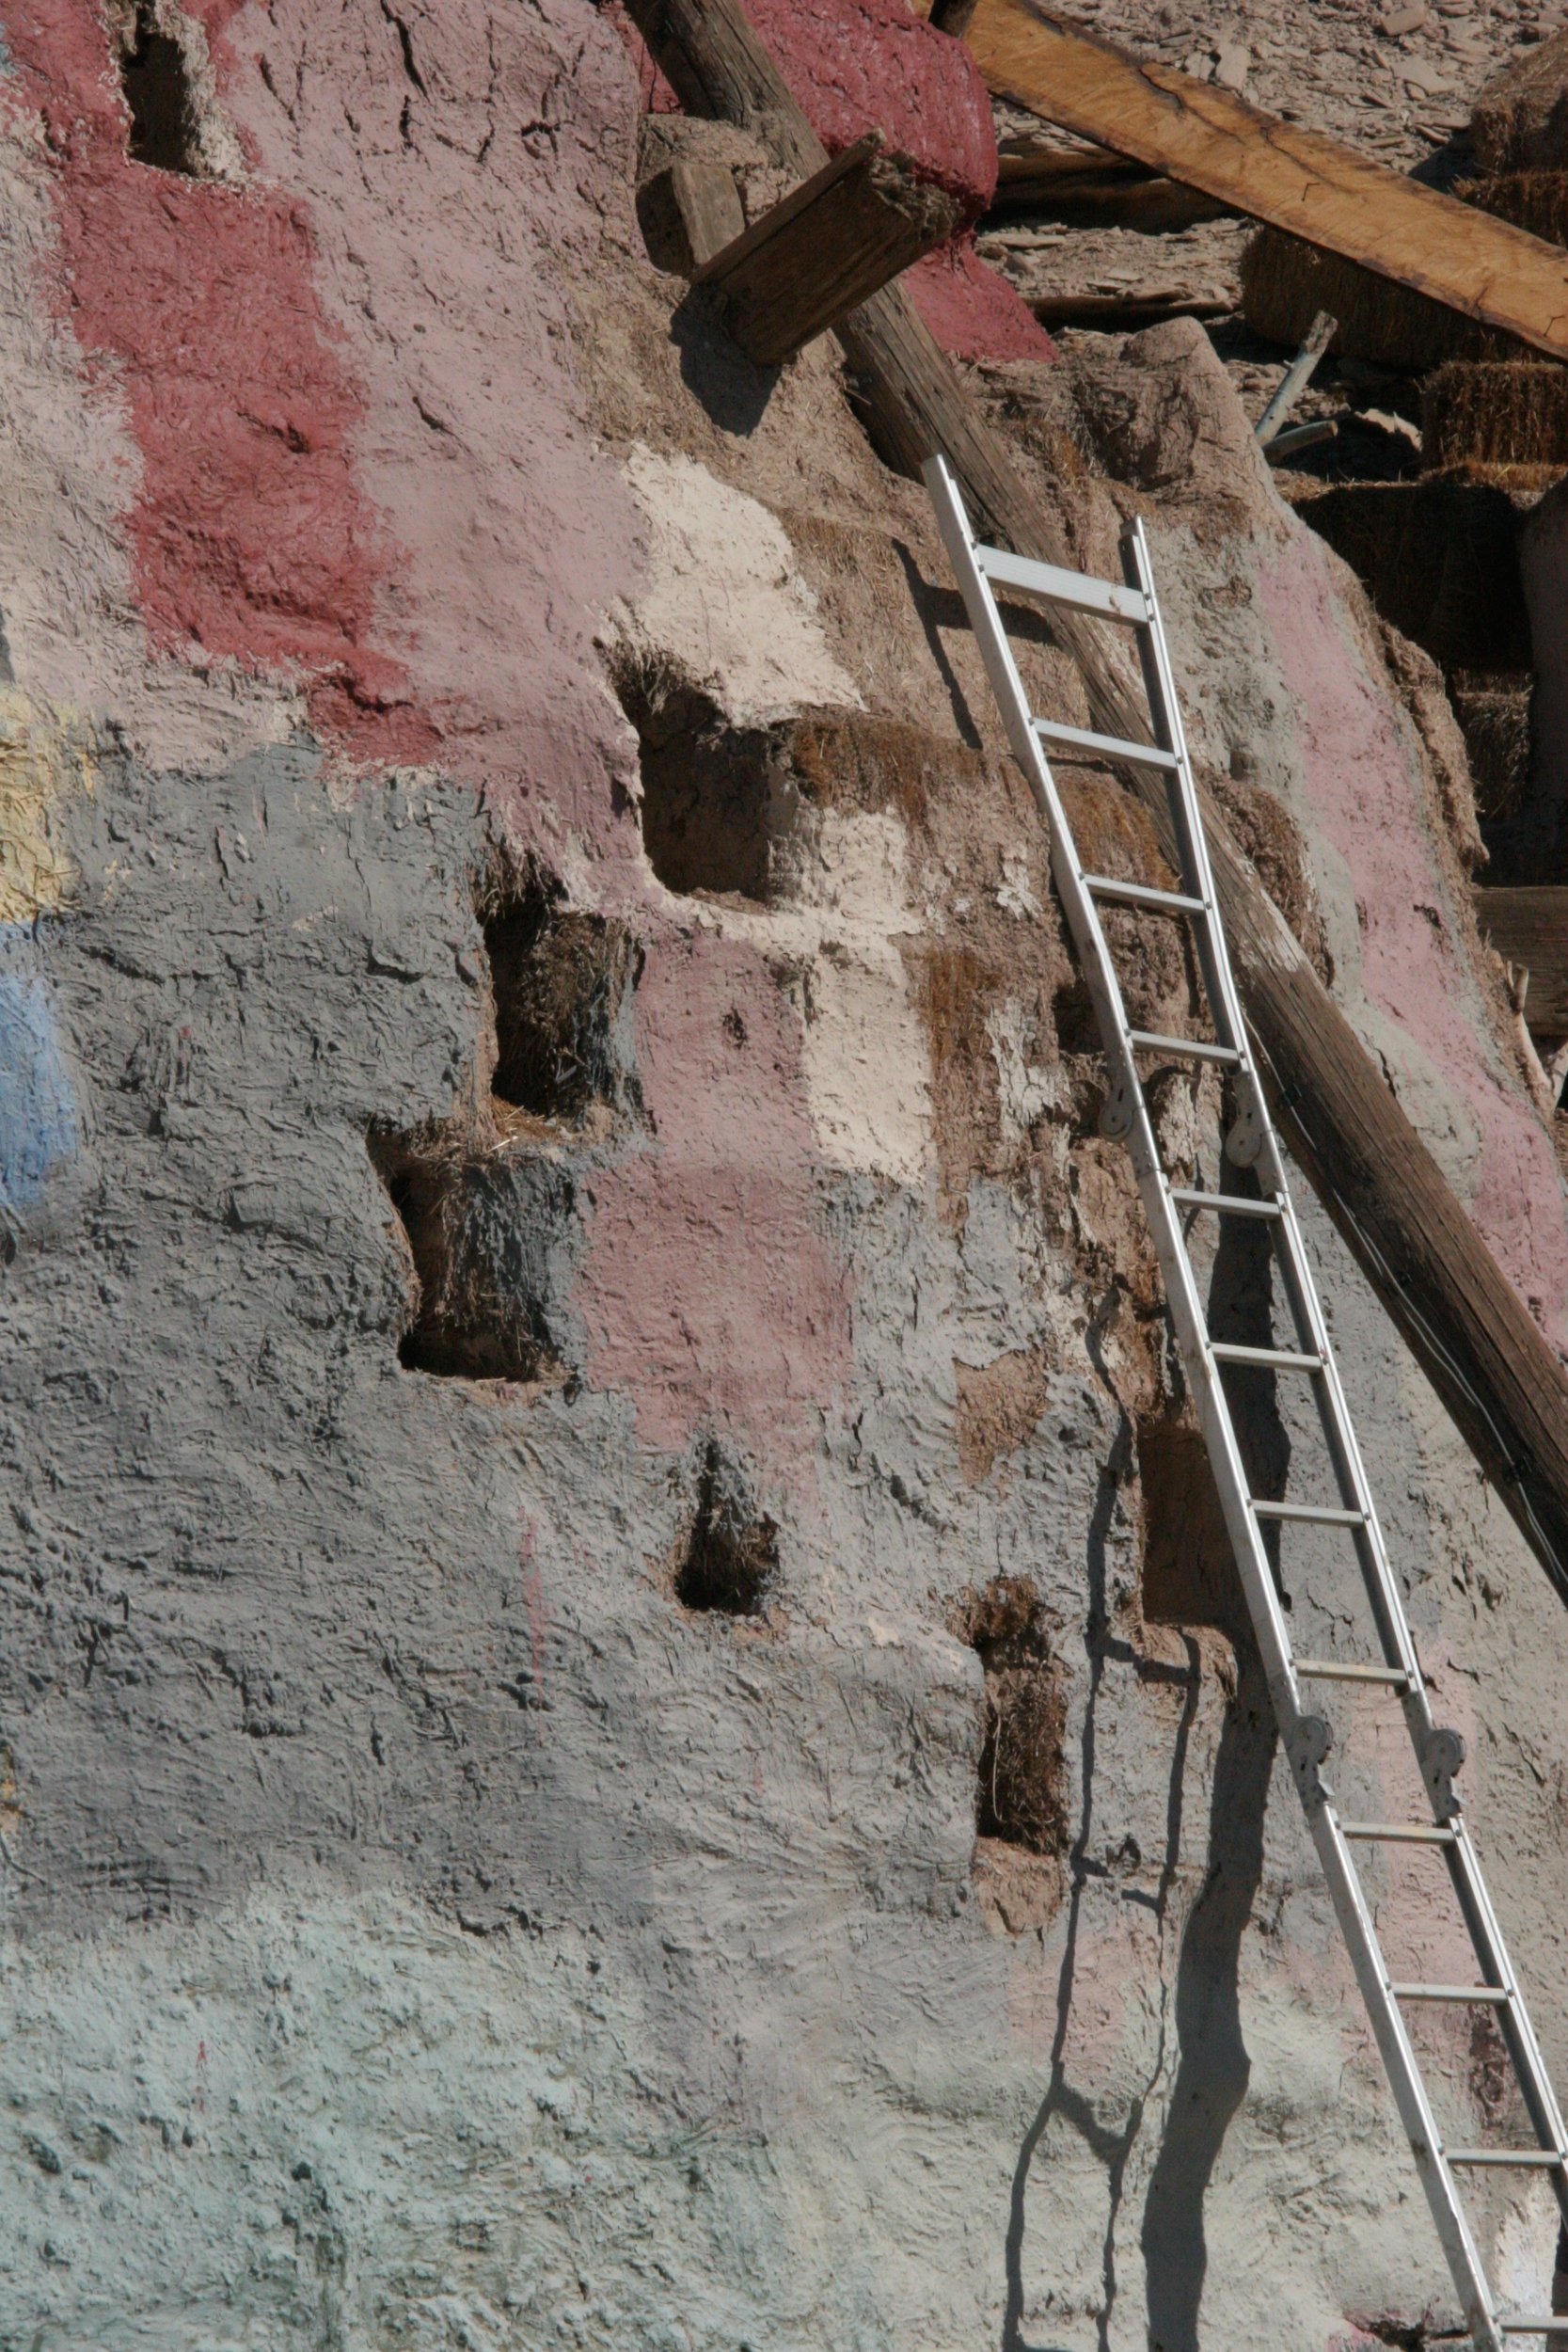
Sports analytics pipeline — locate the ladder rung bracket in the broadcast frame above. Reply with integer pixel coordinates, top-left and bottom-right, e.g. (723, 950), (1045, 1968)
(1252, 1501), (1367, 1526)
(1342, 1821), (1458, 1844)
(1128, 1030), (1241, 1066)
(1296, 1658), (1412, 1687)
(1033, 717), (1181, 772)
(1211, 1342), (1323, 1372)
(1083, 873), (1208, 915)
(1389, 1983), (1512, 2002)
(1169, 1188), (1284, 1220)
(976, 543), (1151, 627)
(1447, 2150), (1566, 2167)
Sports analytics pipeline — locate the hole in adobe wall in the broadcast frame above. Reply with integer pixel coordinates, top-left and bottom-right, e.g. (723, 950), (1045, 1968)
(1137, 1418), (1248, 1639)
(1052, 973), (1100, 1057)
(482, 866), (639, 1125)
(120, 5), (202, 176)
(954, 1575), (1067, 1855)
(613, 658), (788, 901)
(674, 1441), (778, 1616)
(370, 1131), (573, 1384)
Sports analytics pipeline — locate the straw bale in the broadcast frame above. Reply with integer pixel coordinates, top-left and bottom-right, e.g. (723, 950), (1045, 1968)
(1293, 478), (1531, 668)
(1423, 359), (1568, 470)
(1240, 227), (1520, 370)
(1471, 29), (1568, 174)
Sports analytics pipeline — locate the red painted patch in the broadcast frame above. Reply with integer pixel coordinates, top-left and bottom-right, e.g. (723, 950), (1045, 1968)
(607, 0), (1047, 360)
(608, 0), (996, 215)
(906, 240), (1058, 363)
(4, 1), (436, 763)
(576, 935), (853, 1480)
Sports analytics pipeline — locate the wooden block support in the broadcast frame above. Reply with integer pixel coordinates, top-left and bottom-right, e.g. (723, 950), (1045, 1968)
(626, 0), (1568, 1606)
(955, 0), (1568, 366)
(693, 131), (960, 366)
(670, 156), (747, 270)
(1477, 889), (1568, 1037)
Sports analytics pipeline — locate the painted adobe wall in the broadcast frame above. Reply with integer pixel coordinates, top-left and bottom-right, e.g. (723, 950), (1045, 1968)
(0, 8), (1566, 2352)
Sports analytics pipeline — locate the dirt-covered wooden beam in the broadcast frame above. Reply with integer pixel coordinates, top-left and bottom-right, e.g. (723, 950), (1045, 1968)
(622, 0), (1568, 1606)
(953, 0), (1568, 365)
(693, 132), (959, 364)
(1477, 888), (1568, 1038)
(990, 140), (1231, 231)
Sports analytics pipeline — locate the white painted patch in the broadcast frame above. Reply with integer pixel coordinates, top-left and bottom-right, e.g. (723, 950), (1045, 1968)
(610, 446), (863, 726)
(989, 996), (1069, 1148)
(996, 846), (1041, 920)
(703, 810), (931, 1182)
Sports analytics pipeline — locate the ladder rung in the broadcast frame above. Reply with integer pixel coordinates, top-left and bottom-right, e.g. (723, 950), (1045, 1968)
(1083, 873), (1208, 916)
(1033, 717), (1181, 773)
(1390, 1983), (1512, 2002)
(1211, 1342), (1323, 1372)
(1296, 1658), (1412, 1687)
(1497, 2322), (1568, 2334)
(1447, 2150), (1566, 2168)
(1342, 1821), (1457, 1844)
(1170, 1187), (1284, 1220)
(1252, 1500), (1367, 1526)
(1128, 1030), (1241, 1066)
(976, 543), (1151, 627)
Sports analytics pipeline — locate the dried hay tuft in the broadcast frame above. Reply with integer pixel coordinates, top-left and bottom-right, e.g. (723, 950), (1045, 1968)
(1449, 672), (1533, 830)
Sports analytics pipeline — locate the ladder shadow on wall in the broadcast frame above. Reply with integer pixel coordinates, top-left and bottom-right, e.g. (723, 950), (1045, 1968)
(1002, 1183), (1288, 2352)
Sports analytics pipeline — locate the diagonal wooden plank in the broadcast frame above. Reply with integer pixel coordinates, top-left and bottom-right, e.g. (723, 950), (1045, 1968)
(959, 0), (1568, 361)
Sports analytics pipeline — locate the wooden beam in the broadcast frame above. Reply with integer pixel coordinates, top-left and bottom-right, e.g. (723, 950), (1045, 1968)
(958, 0), (1568, 366)
(624, 0), (1568, 1606)
(693, 131), (959, 364)
(1477, 889), (1568, 1037)
(990, 142), (1232, 230)
(664, 155), (747, 270)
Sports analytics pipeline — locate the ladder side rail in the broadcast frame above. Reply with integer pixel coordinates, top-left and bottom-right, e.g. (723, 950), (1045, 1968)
(1445, 1826), (1568, 2213)
(1270, 1193), (1436, 1722)
(1123, 522), (1442, 1722)
(1305, 1803), (1506, 2352)
(923, 455), (1305, 1721)
(1122, 518), (1253, 1072)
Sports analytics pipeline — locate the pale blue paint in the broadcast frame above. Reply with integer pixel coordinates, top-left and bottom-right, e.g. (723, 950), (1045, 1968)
(0, 925), (77, 1210)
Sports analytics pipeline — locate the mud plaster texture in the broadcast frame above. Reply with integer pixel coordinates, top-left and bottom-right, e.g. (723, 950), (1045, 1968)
(1, 9), (1568, 2352)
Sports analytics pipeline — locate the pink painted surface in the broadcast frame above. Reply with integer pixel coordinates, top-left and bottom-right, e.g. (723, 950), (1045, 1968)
(1257, 532), (1568, 1347)
(576, 935), (854, 1478)
(203, 0), (646, 851)
(4, 0), (437, 764)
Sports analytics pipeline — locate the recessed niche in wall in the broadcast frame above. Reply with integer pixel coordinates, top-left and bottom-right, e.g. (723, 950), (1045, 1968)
(1137, 1418), (1246, 1637)
(120, 5), (202, 175)
(613, 659), (785, 900)
(371, 1133), (576, 1384)
(674, 1441), (778, 1616)
(956, 1574), (1067, 1856)
(482, 867), (639, 1124)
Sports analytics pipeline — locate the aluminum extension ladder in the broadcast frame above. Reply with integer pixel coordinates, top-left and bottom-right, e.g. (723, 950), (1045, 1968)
(924, 452), (1568, 2351)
